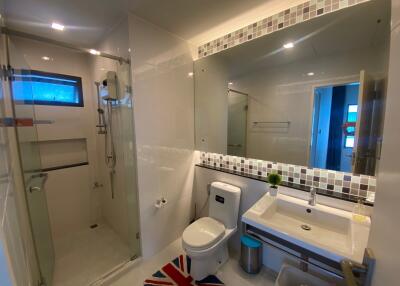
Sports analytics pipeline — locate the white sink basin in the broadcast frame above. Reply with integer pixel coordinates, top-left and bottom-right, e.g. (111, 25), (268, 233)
(242, 193), (371, 264)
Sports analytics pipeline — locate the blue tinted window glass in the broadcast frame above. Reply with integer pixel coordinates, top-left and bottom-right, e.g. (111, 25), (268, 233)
(347, 104), (358, 122)
(11, 70), (83, 107)
(348, 112), (357, 122)
(11, 80), (32, 101)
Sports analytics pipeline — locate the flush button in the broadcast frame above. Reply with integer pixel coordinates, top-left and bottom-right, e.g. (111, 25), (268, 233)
(215, 195), (225, 204)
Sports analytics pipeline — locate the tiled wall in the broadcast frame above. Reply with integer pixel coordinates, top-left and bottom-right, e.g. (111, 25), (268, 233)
(198, 0), (369, 59)
(368, 1), (400, 283)
(200, 152), (376, 202)
(129, 14), (195, 258)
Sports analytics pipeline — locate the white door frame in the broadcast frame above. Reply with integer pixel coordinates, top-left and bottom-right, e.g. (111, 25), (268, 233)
(307, 75), (360, 168)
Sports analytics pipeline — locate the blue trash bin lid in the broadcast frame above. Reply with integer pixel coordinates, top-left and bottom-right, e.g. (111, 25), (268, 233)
(241, 235), (262, 248)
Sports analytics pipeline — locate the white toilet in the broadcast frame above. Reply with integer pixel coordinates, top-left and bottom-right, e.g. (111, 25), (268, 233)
(182, 182), (241, 281)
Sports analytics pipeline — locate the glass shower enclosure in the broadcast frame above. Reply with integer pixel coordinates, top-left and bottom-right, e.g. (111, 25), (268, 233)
(6, 34), (55, 286)
(2, 31), (140, 286)
(93, 56), (141, 261)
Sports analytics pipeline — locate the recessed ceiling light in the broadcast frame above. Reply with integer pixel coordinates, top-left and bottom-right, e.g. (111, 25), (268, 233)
(89, 49), (101, 56)
(307, 72), (315, 76)
(42, 56), (50, 61)
(51, 22), (64, 31)
(283, 42), (294, 49)
(188, 72), (194, 77)
(228, 82), (233, 85)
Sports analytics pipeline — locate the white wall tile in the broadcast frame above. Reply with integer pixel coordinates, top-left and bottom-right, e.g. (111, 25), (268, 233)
(368, 4), (400, 284)
(45, 166), (92, 243)
(129, 14), (195, 258)
(392, 0), (400, 30)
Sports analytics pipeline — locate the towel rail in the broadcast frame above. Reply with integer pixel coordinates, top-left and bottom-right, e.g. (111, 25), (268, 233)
(252, 121), (290, 125)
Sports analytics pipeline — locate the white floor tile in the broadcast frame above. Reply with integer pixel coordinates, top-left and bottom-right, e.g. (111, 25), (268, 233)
(218, 258), (276, 286)
(105, 238), (276, 286)
(53, 224), (131, 286)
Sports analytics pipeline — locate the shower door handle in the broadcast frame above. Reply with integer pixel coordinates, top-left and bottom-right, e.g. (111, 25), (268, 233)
(28, 172), (48, 193)
(29, 186), (42, 193)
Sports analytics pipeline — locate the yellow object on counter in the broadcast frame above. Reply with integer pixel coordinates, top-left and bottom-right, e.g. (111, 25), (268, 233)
(352, 213), (368, 223)
(352, 199), (368, 223)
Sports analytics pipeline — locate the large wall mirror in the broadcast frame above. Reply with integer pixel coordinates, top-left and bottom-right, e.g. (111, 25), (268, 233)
(194, 0), (390, 176)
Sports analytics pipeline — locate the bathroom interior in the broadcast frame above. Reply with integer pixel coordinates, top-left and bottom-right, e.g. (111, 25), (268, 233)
(0, 0), (399, 285)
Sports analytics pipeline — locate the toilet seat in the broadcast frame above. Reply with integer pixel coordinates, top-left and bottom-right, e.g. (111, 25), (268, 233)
(182, 217), (225, 250)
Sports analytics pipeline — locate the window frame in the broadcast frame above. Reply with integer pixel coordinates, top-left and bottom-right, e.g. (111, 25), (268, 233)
(12, 69), (84, 107)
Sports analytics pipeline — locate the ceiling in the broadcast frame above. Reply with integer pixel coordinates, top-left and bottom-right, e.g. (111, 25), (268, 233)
(3, 0), (270, 47)
(215, 0), (391, 78)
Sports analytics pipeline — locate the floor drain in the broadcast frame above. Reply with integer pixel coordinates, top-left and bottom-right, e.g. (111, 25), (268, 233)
(301, 224), (311, 231)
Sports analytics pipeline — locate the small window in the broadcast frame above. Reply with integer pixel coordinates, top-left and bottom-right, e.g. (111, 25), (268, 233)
(345, 136), (355, 148)
(344, 104), (358, 148)
(347, 104), (358, 122)
(12, 70), (84, 107)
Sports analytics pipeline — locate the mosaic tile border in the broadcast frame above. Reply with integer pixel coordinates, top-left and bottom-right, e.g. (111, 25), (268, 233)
(197, 0), (370, 59)
(200, 152), (376, 203)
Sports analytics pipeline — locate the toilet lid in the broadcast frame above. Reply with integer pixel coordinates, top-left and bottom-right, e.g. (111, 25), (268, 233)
(183, 217), (225, 250)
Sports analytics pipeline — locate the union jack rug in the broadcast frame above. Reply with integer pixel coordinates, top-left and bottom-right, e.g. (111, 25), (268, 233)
(144, 254), (224, 286)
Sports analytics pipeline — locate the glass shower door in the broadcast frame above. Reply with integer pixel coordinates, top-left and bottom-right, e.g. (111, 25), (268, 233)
(7, 37), (55, 286)
(116, 61), (141, 258)
(92, 56), (140, 272)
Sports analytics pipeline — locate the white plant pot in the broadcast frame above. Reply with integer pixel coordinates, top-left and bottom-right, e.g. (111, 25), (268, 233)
(269, 186), (278, 196)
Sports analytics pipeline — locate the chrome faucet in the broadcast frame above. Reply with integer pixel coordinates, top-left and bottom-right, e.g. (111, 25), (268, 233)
(308, 188), (317, 206)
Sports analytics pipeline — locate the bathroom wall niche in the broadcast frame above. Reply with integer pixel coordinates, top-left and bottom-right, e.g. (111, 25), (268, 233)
(194, 0), (390, 176)
(38, 138), (88, 169)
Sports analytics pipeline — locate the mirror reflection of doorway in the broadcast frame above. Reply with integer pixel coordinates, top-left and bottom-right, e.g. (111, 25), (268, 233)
(310, 82), (360, 172)
(227, 89), (248, 157)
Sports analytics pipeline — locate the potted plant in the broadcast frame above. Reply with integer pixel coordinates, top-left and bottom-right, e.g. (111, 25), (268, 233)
(267, 173), (282, 196)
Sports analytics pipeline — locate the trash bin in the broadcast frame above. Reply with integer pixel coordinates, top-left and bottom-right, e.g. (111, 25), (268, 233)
(240, 235), (262, 274)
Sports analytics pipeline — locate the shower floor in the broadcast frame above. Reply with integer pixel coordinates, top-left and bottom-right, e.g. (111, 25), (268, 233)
(53, 224), (131, 286)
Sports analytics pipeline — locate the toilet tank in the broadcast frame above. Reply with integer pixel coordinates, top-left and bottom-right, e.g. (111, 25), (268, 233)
(209, 182), (241, 229)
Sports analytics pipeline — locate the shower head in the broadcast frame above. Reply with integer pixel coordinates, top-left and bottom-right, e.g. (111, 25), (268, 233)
(100, 71), (119, 101)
